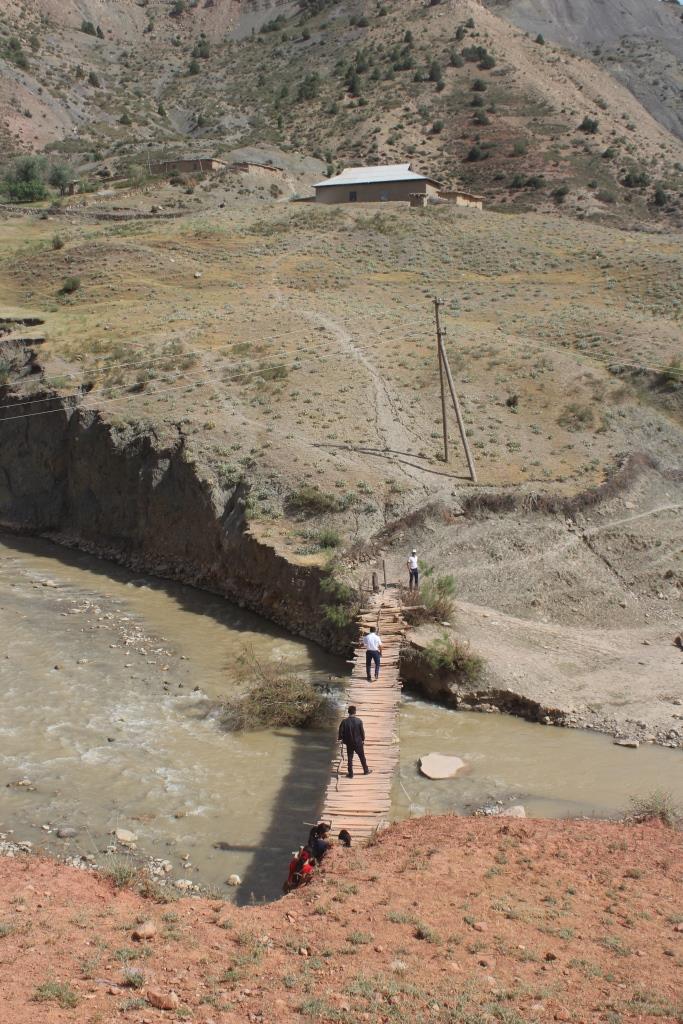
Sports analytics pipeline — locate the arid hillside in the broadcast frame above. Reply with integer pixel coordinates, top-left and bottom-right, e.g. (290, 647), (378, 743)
(1, 0), (682, 221)
(0, 815), (681, 1023)
(485, 0), (683, 140)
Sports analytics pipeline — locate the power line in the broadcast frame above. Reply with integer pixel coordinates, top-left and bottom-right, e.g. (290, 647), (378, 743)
(0, 359), (302, 425)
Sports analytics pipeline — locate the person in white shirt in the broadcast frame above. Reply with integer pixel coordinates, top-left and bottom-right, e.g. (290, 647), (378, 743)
(407, 549), (419, 591)
(363, 628), (382, 681)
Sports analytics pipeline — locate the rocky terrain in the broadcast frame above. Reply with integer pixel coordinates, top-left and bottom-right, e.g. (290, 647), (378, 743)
(485, 0), (683, 140)
(1, 0), (682, 222)
(0, 814), (681, 1023)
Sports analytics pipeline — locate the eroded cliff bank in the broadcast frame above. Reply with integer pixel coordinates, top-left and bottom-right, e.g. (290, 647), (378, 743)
(0, 394), (350, 653)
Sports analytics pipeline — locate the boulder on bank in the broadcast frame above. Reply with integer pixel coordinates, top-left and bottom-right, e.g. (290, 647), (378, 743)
(418, 753), (466, 779)
(499, 805), (526, 818)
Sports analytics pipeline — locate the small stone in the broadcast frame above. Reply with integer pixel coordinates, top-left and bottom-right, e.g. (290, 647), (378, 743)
(614, 738), (639, 748)
(174, 879), (193, 891)
(146, 989), (179, 1011)
(227, 874), (241, 886)
(56, 827), (78, 839)
(544, 951), (558, 961)
(132, 920), (157, 941)
(390, 959), (407, 973)
(299, 947), (309, 957)
(472, 921), (487, 933)
(115, 829), (138, 845)
(194, 271), (202, 278)
(674, 923), (683, 933)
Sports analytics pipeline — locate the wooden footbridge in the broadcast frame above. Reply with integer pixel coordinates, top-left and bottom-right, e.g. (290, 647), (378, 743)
(319, 590), (406, 842)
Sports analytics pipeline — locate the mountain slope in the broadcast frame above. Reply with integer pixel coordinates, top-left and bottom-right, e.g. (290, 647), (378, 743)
(1, 0), (682, 222)
(484, 0), (683, 139)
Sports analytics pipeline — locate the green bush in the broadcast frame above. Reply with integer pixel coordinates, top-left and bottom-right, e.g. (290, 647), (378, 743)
(315, 528), (342, 549)
(288, 484), (340, 515)
(34, 981), (79, 1009)
(51, 233), (65, 250)
(578, 116), (599, 134)
(558, 402), (594, 431)
(81, 20), (97, 35)
(409, 635), (484, 685)
(60, 276), (81, 294)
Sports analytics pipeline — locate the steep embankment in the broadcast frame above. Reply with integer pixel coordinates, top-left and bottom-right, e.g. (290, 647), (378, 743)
(0, 394), (350, 652)
(0, 815), (681, 1023)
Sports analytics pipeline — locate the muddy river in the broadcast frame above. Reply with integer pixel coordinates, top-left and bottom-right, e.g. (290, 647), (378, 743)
(1, 535), (681, 902)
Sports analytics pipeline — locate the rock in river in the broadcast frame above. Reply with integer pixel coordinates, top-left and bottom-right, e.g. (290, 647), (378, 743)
(418, 753), (466, 779)
(115, 828), (138, 845)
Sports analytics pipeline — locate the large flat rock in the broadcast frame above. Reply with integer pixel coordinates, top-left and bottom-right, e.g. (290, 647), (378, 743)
(418, 753), (466, 779)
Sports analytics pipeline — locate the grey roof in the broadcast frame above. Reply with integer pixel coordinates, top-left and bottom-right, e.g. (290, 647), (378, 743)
(313, 162), (439, 189)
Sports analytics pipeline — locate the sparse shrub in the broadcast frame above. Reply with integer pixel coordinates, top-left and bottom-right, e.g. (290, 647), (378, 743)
(622, 169), (649, 188)
(597, 188), (617, 204)
(81, 20), (97, 36)
(578, 116), (599, 134)
(51, 233), (65, 250)
(414, 573), (457, 622)
(287, 484), (340, 515)
(60, 276), (81, 294)
(656, 357), (682, 388)
(188, 58), (200, 75)
(119, 111), (132, 125)
(552, 184), (570, 203)
(297, 72), (321, 101)
(535, 33), (545, 44)
(428, 60), (442, 82)
(449, 51), (464, 67)
(431, 120), (444, 134)
(628, 791), (678, 826)
(123, 969), (145, 990)
(34, 981), (79, 1008)
(558, 403), (594, 431)
(466, 145), (484, 162)
(653, 185), (667, 207)
(473, 110), (489, 125)
(472, 78), (487, 92)
(512, 139), (528, 156)
(101, 855), (139, 889)
(88, 70), (100, 87)
(315, 528), (342, 549)
(405, 635), (484, 686)
(470, 94), (484, 107)
(219, 656), (329, 731)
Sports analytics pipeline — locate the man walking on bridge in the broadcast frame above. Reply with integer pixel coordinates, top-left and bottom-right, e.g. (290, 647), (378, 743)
(338, 705), (371, 778)
(363, 626), (382, 682)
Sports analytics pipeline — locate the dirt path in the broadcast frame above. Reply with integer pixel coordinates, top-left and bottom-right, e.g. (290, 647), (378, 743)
(452, 599), (683, 744)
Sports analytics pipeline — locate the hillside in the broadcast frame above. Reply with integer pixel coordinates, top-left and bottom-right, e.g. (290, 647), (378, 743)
(1, 0), (682, 221)
(485, 0), (683, 140)
(0, 816), (681, 1023)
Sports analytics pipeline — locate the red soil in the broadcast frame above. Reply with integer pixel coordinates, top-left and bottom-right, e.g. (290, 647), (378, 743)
(0, 816), (681, 1024)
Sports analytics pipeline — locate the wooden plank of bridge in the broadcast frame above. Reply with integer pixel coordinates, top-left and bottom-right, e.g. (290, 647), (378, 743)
(319, 590), (405, 842)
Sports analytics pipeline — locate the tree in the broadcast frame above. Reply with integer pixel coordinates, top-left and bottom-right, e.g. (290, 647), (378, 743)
(653, 185), (667, 207)
(296, 72), (321, 101)
(3, 156), (47, 202)
(48, 163), (71, 196)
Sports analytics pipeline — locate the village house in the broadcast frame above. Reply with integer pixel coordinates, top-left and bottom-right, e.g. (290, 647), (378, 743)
(150, 156), (227, 176)
(312, 163), (483, 208)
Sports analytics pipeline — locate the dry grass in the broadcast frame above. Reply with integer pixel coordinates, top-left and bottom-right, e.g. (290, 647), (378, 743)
(219, 654), (330, 731)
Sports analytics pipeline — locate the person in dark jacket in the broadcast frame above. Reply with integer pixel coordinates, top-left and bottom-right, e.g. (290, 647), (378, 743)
(338, 705), (371, 778)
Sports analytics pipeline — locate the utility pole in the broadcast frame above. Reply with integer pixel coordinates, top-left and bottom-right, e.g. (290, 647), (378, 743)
(434, 297), (449, 464)
(433, 297), (477, 483)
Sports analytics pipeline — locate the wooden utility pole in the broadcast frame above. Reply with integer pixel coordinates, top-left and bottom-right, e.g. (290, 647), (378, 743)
(434, 298), (449, 463)
(433, 297), (477, 483)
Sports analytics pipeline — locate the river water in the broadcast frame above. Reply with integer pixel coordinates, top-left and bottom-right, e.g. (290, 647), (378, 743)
(1, 535), (680, 902)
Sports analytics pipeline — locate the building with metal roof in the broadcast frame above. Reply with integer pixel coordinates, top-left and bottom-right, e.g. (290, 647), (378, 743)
(312, 163), (443, 204)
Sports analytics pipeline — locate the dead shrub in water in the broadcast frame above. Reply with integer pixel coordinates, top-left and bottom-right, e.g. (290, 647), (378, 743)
(219, 655), (330, 731)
